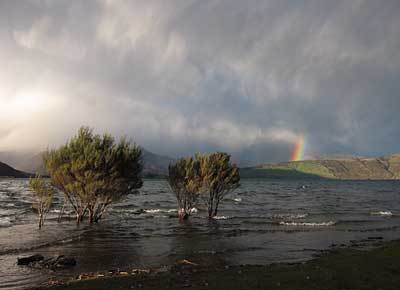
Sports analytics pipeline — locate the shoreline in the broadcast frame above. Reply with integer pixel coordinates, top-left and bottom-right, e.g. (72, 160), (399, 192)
(33, 238), (400, 290)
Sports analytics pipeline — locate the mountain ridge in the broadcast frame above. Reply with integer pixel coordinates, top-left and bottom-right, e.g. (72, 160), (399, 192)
(0, 149), (175, 177)
(240, 154), (400, 180)
(0, 162), (30, 178)
(3, 150), (400, 180)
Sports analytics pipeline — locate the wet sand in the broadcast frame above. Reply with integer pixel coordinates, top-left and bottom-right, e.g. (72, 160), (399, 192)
(33, 239), (400, 290)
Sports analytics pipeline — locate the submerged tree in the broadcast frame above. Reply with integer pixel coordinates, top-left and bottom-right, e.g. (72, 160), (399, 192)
(168, 152), (240, 220)
(168, 157), (202, 221)
(29, 174), (54, 229)
(198, 152), (240, 218)
(44, 127), (143, 224)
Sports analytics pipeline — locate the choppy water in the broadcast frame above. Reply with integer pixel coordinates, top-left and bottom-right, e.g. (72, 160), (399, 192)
(1, 178), (400, 289)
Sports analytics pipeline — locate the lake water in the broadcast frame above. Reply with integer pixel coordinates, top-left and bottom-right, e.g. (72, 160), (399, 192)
(1, 178), (400, 289)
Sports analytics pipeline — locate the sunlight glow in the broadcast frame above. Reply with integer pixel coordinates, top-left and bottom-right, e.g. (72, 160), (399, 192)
(1, 92), (47, 118)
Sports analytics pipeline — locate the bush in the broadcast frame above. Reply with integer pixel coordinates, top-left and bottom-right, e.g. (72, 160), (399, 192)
(29, 174), (54, 229)
(44, 127), (143, 224)
(168, 152), (240, 220)
(198, 152), (240, 218)
(168, 156), (202, 221)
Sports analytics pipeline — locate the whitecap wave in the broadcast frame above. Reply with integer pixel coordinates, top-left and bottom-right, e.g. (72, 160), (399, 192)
(144, 209), (163, 214)
(144, 209), (178, 214)
(370, 211), (393, 216)
(233, 198), (242, 202)
(213, 216), (230, 220)
(273, 213), (308, 219)
(279, 221), (335, 226)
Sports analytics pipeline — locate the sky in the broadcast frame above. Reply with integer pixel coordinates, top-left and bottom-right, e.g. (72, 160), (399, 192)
(0, 0), (399, 164)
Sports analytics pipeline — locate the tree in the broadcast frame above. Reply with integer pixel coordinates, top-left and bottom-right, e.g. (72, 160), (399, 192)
(198, 152), (240, 218)
(44, 127), (143, 224)
(29, 174), (54, 229)
(168, 156), (202, 221)
(168, 152), (240, 220)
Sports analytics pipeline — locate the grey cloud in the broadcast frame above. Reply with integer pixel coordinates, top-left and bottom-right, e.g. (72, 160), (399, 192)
(0, 0), (399, 164)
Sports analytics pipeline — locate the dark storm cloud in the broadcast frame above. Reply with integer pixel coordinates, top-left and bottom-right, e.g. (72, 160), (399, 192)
(0, 0), (399, 164)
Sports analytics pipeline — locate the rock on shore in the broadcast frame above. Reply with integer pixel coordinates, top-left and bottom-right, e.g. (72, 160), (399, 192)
(18, 254), (76, 270)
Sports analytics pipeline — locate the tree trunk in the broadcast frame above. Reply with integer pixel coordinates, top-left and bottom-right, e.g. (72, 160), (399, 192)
(76, 212), (83, 224)
(208, 206), (213, 218)
(74, 204), (86, 224)
(213, 207), (218, 217)
(88, 210), (94, 223)
(38, 213), (43, 229)
(57, 203), (65, 223)
(93, 202), (109, 223)
(213, 199), (220, 217)
(88, 205), (97, 224)
(208, 193), (214, 218)
(178, 209), (184, 221)
(178, 208), (189, 221)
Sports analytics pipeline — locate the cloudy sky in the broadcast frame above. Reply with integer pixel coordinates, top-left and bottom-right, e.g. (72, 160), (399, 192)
(0, 0), (399, 164)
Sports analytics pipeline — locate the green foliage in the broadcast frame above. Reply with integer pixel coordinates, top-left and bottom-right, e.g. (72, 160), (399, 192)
(44, 126), (143, 224)
(29, 174), (54, 229)
(168, 156), (202, 220)
(168, 152), (240, 220)
(198, 152), (240, 217)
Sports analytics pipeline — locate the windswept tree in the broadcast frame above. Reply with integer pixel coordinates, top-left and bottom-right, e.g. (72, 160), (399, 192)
(44, 127), (143, 224)
(198, 152), (240, 218)
(29, 174), (54, 229)
(168, 157), (202, 221)
(168, 152), (240, 220)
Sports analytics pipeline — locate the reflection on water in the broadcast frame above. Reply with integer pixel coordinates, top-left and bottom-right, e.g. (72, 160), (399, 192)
(1, 178), (400, 289)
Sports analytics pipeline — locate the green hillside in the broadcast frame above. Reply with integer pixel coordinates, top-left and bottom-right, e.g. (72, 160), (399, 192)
(240, 154), (400, 180)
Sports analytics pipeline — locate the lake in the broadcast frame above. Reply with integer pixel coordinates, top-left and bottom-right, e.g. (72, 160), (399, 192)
(1, 178), (400, 289)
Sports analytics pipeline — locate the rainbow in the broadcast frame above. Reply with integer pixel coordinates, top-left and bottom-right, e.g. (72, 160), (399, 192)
(291, 135), (305, 161)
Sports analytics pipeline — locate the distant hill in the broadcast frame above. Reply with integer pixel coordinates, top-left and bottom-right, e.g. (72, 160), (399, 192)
(17, 152), (47, 176)
(309, 154), (365, 161)
(1, 149), (175, 178)
(0, 162), (30, 178)
(142, 149), (175, 176)
(241, 154), (400, 180)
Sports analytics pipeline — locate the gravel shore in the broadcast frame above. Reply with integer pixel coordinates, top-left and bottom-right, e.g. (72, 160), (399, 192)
(32, 239), (400, 290)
